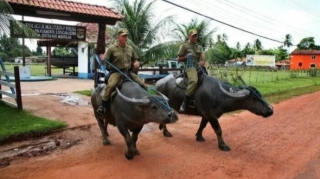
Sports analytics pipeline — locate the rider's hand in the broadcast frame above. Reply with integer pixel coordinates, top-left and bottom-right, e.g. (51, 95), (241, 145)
(199, 60), (206, 66)
(187, 53), (192, 59)
(133, 61), (140, 68)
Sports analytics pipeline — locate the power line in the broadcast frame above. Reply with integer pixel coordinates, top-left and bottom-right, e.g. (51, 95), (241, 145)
(214, 0), (320, 37)
(191, 0), (303, 44)
(191, 0), (280, 34)
(283, 0), (320, 23)
(162, 0), (286, 44)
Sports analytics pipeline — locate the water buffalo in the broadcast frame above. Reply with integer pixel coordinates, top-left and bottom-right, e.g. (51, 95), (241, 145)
(155, 71), (273, 151)
(91, 79), (178, 160)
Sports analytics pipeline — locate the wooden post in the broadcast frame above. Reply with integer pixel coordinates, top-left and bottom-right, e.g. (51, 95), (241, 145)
(97, 23), (106, 55)
(47, 42), (52, 76)
(0, 79), (2, 100)
(14, 66), (23, 110)
(22, 16), (26, 66)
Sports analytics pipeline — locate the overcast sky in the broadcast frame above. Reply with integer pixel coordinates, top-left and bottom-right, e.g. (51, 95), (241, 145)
(13, 0), (320, 52)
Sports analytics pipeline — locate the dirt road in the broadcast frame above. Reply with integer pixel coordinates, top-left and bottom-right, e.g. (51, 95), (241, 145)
(1, 79), (319, 179)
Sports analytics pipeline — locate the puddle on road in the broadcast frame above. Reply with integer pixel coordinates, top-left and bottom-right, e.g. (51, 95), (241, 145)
(2, 92), (90, 106)
(49, 93), (91, 106)
(0, 137), (82, 168)
(30, 93), (92, 106)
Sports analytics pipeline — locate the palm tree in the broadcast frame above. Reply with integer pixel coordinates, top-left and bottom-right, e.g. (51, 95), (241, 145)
(253, 39), (262, 52)
(216, 34), (222, 44)
(173, 18), (216, 50)
(110, 0), (176, 65)
(0, 0), (36, 36)
(236, 42), (241, 51)
(283, 34), (293, 50)
(242, 42), (254, 56)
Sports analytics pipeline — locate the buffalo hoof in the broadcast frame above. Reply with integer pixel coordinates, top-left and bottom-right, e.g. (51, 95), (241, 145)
(133, 149), (140, 156)
(196, 136), (206, 142)
(219, 144), (231, 151)
(103, 139), (111, 146)
(163, 130), (173, 137)
(125, 151), (134, 160)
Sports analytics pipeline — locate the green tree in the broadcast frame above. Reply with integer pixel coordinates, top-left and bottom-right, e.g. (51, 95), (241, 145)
(242, 42), (255, 56)
(0, 0), (37, 36)
(110, 0), (175, 65)
(0, 33), (19, 53)
(173, 18), (216, 50)
(36, 45), (43, 56)
(297, 37), (320, 50)
(283, 34), (293, 49)
(274, 46), (289, 61)
(253, 39), (262, 52)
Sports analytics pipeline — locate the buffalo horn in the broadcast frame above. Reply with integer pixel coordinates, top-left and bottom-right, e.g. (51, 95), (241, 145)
(219, 81), (250, 99)
(150, 89), (169, 101)
(116, 88), (150, 106)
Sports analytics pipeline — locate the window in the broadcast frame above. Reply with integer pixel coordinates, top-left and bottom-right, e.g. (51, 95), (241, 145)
(299, 62), (302, 67)
(311, 55), (316, 59)
(311, 64), (316, 68)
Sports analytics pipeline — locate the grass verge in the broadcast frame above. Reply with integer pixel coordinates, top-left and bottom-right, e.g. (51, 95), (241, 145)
(75, 84), (320, 105)
(0, 102), (67, 144)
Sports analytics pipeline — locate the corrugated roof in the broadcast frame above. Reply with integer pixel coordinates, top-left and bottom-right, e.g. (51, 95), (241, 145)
(8, 0), (123, 19)
(291, 50), (320, 55)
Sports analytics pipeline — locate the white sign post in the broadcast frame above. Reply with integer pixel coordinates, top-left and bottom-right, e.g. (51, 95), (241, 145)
(19, 66), (31, 78)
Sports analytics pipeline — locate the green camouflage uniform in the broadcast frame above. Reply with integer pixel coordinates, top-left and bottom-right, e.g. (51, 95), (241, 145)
(101, 31), (147, 101)
(177, 38), (204, 96)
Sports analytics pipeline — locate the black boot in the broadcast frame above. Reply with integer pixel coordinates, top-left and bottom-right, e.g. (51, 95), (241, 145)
(97, 100), (109, 115)
(179, 96), (190, 113)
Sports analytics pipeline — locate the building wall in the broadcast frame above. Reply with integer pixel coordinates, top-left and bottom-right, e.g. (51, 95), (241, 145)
(290, 54), (320, 70)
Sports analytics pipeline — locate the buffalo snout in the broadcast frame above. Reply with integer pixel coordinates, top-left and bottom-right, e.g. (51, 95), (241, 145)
(165, 111), (178, 123)
(263, 106), (274, 118)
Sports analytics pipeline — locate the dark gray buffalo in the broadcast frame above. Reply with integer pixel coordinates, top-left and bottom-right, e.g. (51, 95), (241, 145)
(155, 72), (273, 151)
(91, 79), (178, 160)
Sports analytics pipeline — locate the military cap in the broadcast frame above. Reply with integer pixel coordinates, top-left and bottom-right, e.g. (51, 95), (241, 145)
(188, 29), (198, 36)
(117, 28), (128, 36)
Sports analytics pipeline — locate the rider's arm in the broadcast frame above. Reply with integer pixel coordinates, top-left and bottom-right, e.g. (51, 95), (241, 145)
(177, 44), (187, 62)
(103, 48), (112, 62)
(103, 48), (113, 71)
(200, 53), (207, 63)
(132, 50), (139, 64)
(199, 46), (207, 63)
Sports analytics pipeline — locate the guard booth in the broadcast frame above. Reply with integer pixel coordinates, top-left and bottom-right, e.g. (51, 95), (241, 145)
(8, 0), (124, 79)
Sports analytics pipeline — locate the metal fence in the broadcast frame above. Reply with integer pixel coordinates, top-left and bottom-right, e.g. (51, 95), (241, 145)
(208, 66), (320, 85)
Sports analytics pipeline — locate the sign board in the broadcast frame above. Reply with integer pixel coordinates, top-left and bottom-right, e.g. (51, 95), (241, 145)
(246, 55), (276, 67)
(19, 66), (31, 78)
(10, 21), (86, 40)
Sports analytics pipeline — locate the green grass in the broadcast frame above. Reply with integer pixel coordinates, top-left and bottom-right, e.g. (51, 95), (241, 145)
(264, 84), (320, 104)
(211, 68), (320, 84)
(3, 63), (78, 76)
(74, 89), (93, 96)
(0, 102), (67, 144)
(75, 82), (320, 105)
(245, 78), (320, 95)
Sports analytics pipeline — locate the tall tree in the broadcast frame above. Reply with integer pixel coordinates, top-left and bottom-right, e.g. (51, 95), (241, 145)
(110, 0), (175, 65)
(242, 42), (255, 56)
(296, 37), (320, 50)
(0, 0), (36, 36)
(173, 18), (216, 50)
(36, 45), (43, 56)
(253, 39), (262, 52)
(283, 34), (293, 49)
(236, 42), (241, 51)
